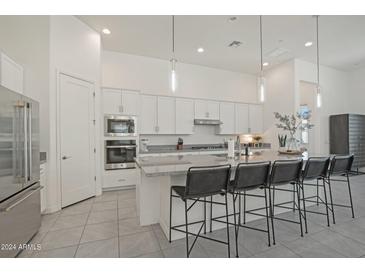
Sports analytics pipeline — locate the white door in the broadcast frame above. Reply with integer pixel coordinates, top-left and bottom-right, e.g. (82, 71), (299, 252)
(235, 103), (249, 134)
(102, 88), (122, 114)
(140, 95), (157, 134)
(59, 74), (95, 207)
(122, 90), (140, 116)
(176, 98), (194, 134)
(207, 101), (220, 120)
(249, 104), (264, 134)
(219, 102), (235, 134)
(157, 96), (175, 134)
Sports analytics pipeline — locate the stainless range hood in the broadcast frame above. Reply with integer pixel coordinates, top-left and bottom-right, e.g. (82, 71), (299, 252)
(194, 119), (222, 125)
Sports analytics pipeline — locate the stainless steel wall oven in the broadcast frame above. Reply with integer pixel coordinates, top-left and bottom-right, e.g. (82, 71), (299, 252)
(104, 140), (136, 170)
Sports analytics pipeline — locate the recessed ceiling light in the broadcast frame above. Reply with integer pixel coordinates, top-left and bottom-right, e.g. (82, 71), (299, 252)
(102, 28), (111, 35)
(263, 62), (269, 67)
(197, 47), (204, 53)
(305, 41), (313, 47)
(227, 16), (238, 23)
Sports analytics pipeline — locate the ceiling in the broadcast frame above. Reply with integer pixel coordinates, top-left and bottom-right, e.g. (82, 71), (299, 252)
(78, 15), (365, 74)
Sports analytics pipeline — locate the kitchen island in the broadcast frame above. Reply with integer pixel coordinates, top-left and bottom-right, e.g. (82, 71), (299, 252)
(135, 151), (317, 241)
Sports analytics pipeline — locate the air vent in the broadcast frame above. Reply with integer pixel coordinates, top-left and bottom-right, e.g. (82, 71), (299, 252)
(228, 41), (242, 48)
(266, 47), (290, 58)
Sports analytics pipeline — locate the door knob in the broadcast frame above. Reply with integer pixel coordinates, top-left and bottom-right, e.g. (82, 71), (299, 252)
(62, 156), (71, 160)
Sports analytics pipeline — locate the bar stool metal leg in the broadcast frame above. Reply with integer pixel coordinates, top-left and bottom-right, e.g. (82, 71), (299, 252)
(243, 190), (246, 224)
(293, 184), (296, 212)
(210, 196), (213, 232)
(239, 194), (242, 225)
(327, 177), (336, 224)
(322, 178), (330, 227)
(346, 173), (355, 218)
(184, 200), (189, 258)
(316, 179), (319, 205)
(300, 180), (308, 233)
(204, 197), (207, 234)
(268, 186), (276, 245)
(272, 186), (276, 216)
(264, 188), (271, 247)
(169, 188), (173, 243)
(296, 182), (304, 237)
(232, 193), (239, 257)
(224, 194), (231, 258)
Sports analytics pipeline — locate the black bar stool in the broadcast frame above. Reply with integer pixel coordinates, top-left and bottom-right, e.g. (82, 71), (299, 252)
(298, 157), (331, 229)
(249, 159), (303, 245)
(229, 162), (271, 257)
(169, 164), (231, 258)
(326, 155), (355, 224)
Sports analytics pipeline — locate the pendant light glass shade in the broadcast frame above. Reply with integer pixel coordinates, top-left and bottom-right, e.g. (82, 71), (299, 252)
(316, 85), (322, 108)
(170, 58), (177, 93)
(258, 76), (266, 103)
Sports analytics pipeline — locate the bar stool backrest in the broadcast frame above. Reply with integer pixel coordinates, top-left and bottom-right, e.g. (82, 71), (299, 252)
(329, 155), (354, 175)
(269, 159), (303, 186)
(302, 157), (331, 180)
(232, 162), (271, 191)
(185, 164), (231, 199)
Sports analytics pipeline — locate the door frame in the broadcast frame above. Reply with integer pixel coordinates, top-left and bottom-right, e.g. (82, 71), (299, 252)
(55, 70), (98, 208)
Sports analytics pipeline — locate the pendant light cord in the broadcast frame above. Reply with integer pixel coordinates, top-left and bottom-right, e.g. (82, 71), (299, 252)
(316, 15), (320, 86)
(172, 15), (175, 57)
(260, 15), (263, 74)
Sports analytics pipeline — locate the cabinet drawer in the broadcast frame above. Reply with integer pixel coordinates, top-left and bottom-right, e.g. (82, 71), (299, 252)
(103, 169), (140, 189)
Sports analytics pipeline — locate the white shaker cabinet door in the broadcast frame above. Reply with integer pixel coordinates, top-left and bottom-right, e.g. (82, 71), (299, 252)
(122, 89), (140, 116)
(249, 104), (264, 134)
(0, 52), (23, 94)
(140, 95), (157, 134)
(206, 101), (220, 120)
(157, 96), (176, 134)
(176, 98), (194, 134)
(219, 102), (235, 134)
(102, 88), (123, 114)
(235, 103), (249, 134)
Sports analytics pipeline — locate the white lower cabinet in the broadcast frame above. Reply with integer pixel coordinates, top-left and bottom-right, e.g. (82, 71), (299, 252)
(103, 169), (140, 189)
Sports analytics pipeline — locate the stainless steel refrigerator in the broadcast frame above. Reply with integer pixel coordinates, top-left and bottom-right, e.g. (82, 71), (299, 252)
(0, 85), (41, 258)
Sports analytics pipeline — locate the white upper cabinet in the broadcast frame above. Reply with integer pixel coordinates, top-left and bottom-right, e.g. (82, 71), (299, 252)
(0, 52), (24, 94)
(176, 98), (194, 135)
(157, 96), (175, 134)
(235, 103), (249, 134)
(140, 95), (157, 134)
(194, 100), (219, 120)
(122, 89), (140, 116)
(102, 88), (122, 114)
(249, 104), (264, 134)
(102, 88), (140, 115)
(218, 102), (235, 134)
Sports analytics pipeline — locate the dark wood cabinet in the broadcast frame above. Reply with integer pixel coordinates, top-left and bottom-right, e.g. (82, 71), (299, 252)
(330, 114), (365, 169)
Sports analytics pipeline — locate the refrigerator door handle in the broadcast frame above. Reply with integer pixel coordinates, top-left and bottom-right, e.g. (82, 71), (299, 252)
(27, 103), (32, 182)
(23, 102), (28, 184)
(0, 186), (43, 212)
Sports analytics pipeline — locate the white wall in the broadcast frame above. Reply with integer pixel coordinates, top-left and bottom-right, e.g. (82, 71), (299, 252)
(102, 51), (259, 145)
(48, 16), (101, 212)
(263, 60), (296, 150)
(348, 67), (365, 114)
(294, 59), (349, 154)
(0, 16), (50, 153)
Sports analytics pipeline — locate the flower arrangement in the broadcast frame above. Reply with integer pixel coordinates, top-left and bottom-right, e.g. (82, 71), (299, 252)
(274, 111), (314, 152)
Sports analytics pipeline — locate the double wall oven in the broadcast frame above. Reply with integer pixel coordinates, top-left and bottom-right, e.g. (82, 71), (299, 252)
(104, 115), (138, 170)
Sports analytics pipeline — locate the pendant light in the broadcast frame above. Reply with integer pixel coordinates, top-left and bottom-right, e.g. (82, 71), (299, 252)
(258, 15), (266, 103)
(315, 15), (322, 108)
(170, 15), (177, 93)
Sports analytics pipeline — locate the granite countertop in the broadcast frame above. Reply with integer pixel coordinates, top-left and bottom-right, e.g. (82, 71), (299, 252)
(136, 150), (314, 177)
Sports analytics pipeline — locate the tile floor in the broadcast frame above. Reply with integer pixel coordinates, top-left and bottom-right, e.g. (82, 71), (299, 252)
(18, 174), (365, 258)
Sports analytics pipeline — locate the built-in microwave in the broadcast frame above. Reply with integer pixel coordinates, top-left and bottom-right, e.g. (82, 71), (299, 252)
(104, 115), (137, 137)
(105, 140), (137, 170)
